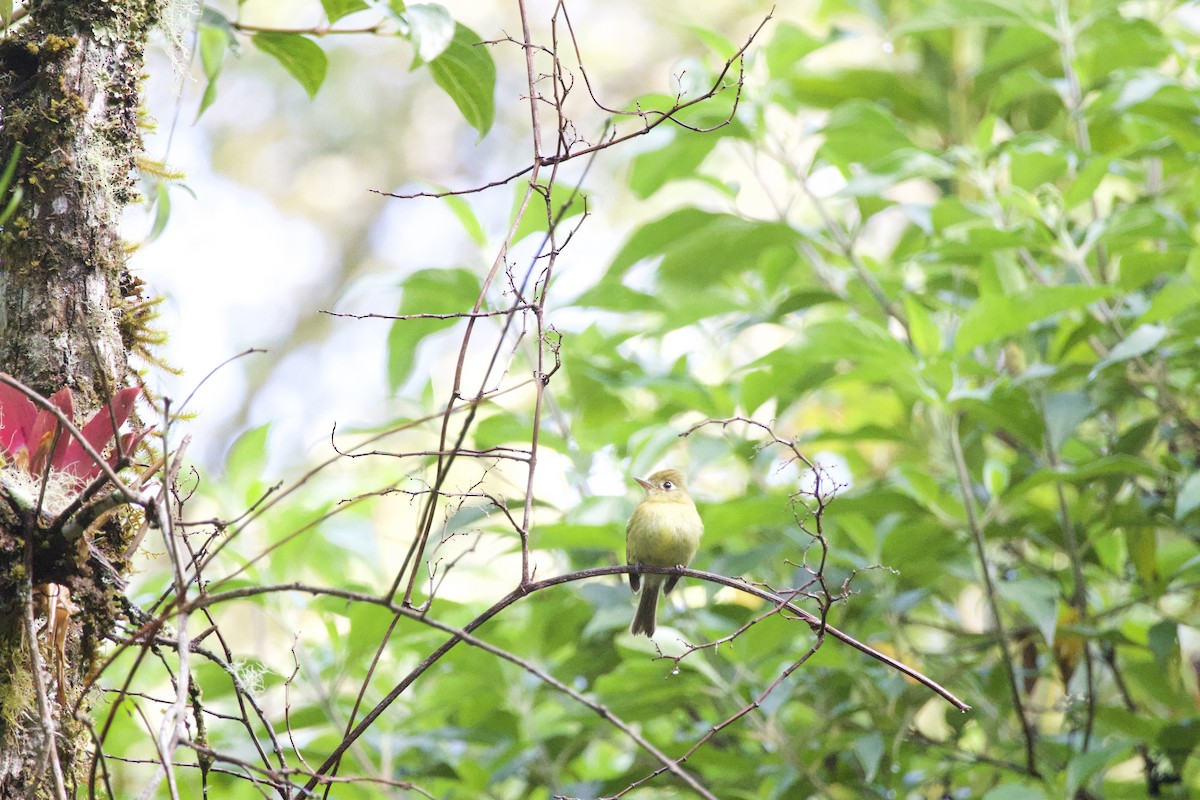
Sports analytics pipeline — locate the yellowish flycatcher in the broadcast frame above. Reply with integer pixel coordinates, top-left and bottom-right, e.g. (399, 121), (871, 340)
(625, 469), (703, 637)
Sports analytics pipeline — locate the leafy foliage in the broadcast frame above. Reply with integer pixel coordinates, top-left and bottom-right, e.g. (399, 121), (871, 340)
(426, 22), (497, 140)
(251, 31), (329, 99)
(101, 1), (1200, 798)
(196, 2), (496, 134)
(549, 1), (1200, 794)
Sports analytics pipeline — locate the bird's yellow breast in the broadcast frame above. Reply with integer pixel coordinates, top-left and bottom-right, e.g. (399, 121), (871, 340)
(625, 497), (703, 567)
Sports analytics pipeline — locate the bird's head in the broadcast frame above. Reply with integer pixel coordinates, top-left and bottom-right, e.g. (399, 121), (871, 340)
(635, 469), (690, 502)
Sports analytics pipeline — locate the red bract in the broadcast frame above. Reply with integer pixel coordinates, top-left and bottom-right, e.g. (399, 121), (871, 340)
(0, 384), (148, 481)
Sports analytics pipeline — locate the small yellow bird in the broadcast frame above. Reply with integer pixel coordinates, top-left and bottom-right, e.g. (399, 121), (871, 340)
(625, 468), (704, 637)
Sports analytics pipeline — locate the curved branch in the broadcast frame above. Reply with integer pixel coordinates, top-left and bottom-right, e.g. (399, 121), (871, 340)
(179, 563), (970, 796)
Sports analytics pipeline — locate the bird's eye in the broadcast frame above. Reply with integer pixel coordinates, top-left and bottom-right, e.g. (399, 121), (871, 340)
(662, 481), (674, 490)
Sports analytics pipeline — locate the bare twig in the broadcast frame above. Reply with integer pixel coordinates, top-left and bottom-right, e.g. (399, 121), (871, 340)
(948, 413), (1037, 776)
(194, 563), (969, 795)
(22, 568), (68, 800)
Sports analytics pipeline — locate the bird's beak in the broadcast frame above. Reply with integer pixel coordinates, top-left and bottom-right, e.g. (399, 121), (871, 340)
(634, 477), (654, 491)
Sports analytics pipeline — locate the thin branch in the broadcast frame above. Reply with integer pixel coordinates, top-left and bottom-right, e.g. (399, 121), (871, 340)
(190, 567), (968, 713)
(185, 562), (971, 797)
(611, 636), (824, 800)
(22, 568), (69, 800)
(371, 11), (769, 201)
(948, 413), (1038, 776)
(190, 379), (533, 588)
(321, 307), (534, 321)
(229, 21), (384, 37)
(176, 349), (267, 418)
(138, 399), (186, 800)
(373, 163), (537, 200)
(1039, 395), (1096, 751)
(391, 601), (718, 799)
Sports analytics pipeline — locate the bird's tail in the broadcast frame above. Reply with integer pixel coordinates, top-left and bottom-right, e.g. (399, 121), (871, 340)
(630, 577), (660, 637)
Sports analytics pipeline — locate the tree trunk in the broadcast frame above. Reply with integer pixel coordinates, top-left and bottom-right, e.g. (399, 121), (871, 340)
(0, 1), (159, 794)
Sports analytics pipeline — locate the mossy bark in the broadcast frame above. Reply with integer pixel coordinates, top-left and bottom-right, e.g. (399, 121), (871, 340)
(0, 1), (160, 794)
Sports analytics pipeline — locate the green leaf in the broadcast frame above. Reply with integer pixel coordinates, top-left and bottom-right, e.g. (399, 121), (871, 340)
(983, 785), (1048, 800)
(1110, 71), (1174, 113)
(1005, 133), (1069, 190)
(345, 603), (397, 659)
(252, 32), (328, 98)
(321, 0), (368, 23)
(1158, 720), (1200, 775)
(687, 24), (737, 60)
(536, 521), (621, 550)
(147, 180), (171, 242)
(892, 0), (1037, 33)
(437, 190), (487, 246)
(997, 579), (1058, 645)
(1137, 278), (1198, 324)
(983, 458), (1010, 500)
(1101, 202), (1194, 251)
(773, 287), (841, 317)
(851, 731), (884, 782)
(198, 20), (227, 82)
(1065, 741), (1131, 797)
(473, 412), (565, 455)
(1119, 251), (1188, 291)
(837, 149), (954, 197)
(820, 100), (915, 165)
(1094, 706), (1162, 742)
(1125, 528), (1159, 589)
(1175, 472), (1200, 521)
(740, 370), (777, 414)
(1063, 156), (1112, 209)
(404, 3), (455, 63)
(1088, 323), (1167, 378)
(608, 208), (800, 288)
(386, 268), (481, 390)
(194, 9), (237, 118)
(0, 143), (22, 227)
(1147, 620), (1177, 667)
(881, 520), (963, 586)
(428, 23), (496, 138)
(196, 29), (227, 118)
(225, 424), (270, 503)
(954, 385), (1045, 449)
(1004, 455), (1159, 500)
(1043, 391), (1094, 453)
(955, 286), (1114, 354)
(571, 282), (661, 313)
(785, 69), (946, 128)
(903, 295), (940, 356)
(0, 183), (20, 227)
(751, 318), (926, 404)
(628, 130), (722, 199)
(765, 22), (826, 78)
(0, 142), (19, 192)
(1077, 17), (1171, 86)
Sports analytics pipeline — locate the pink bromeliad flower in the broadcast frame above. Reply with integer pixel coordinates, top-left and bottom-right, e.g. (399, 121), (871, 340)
(0, 384), (149, 482)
